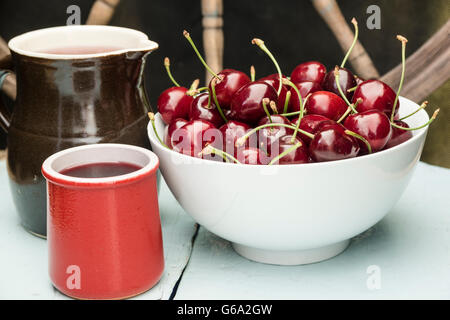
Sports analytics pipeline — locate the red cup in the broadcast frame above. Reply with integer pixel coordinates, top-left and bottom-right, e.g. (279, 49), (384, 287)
(42, 144), (164, 300)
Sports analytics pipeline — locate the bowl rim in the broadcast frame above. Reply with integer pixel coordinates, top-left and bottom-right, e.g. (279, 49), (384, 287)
(148, 96), (429, 169)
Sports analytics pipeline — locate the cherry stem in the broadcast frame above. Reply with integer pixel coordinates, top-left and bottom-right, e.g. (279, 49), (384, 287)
(236, 123), (314, 147)
(334, 66), (356, 111)
(344, 130), (372, 154)
(282, 78), (305, 120)
(283, 91), (291, 114)
(199, 145), (241, 164)
(391, 109), (439, 131)
(262, 98), (272, 123)
(184, 30), (218, 78)
(337, 98), (363, 123)
(399, 101), (428, 121)
(250, 65), (256, 82)
(268, 142), (303, 166)
(280, 93), (312, 117)
(252, 38), (283, 95)
(270, 101), (279, 115)
(347, 86), (358, 93)
(391, 35), (408, 122)
(341, 18), (359, 68)
(210, 77), (228, 123)
(148, 113), (170, 149)
(164, 57), (181, 87)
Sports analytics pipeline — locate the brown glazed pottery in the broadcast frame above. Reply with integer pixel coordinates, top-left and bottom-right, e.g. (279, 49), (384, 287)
(1, 26), (159, 237)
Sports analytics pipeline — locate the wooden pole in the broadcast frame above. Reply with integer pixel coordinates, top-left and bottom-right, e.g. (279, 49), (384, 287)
(202, 0), (224, 84)
(86, 0), (121, 25)
(312, 0), (379, 79)
(380, 19), (450, 102)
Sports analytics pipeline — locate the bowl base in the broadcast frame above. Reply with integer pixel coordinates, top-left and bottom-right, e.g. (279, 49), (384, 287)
(232, 240), (350, 266)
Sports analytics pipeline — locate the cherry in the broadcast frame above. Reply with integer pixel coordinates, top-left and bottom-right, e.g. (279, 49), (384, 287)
(291, 114), (332, 145)
(290, 61), (327, 84)
(352, 80), (399, 118)
(355, 76), (365, 86)
(189, 93), (224, 128)
(236, 147), (270, 165)
(384, 120), (413, 149)
(322, 67), (357, 101)
(288, 81), (322, 113)
(344, 110), (392, 153)
(230, 81), (280, 124)
(217, 120), (252, 157)
(157, 87), (193, 125)
(171, 120), (220, 158)
(208, 69), (251, 109)
(259, 74), (289, 108)
(257, 115), (294, 154)
(165, 118), (188, 149)
(309, 123), (360, 162)
(305, 91), (348, 121)
(270, 135), (310, 165)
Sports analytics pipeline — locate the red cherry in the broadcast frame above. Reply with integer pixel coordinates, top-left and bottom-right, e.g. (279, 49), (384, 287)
(384, 120), (413, 149)
(236, 147), (270, 165)
(344, 110), (392, 153)
(230, 81), (280, 124)
(355, 76), (365, 86)
(291, 61), (327, 84)
(352, 80), (399, 118)
(309, 123), (360, 162)
(322, 67), (357, 101)
(257, 115), (294, 154)
(208, 69), (251, 109)
(165, 118), (188, 149)
(259, 74), (289, 109)
(305, 91), (348, 121)
(171, 120), (220, 158)
(217, 120), (252, 157)
(288, 81), (322, 113)
(157, 87), (193, 125)
(271, 135), (310, 165)
(291, 114), (332, 145)
(189, 93), (225, 128)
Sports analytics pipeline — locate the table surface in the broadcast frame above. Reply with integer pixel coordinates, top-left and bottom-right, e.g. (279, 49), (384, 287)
(0, 159), (449, 300)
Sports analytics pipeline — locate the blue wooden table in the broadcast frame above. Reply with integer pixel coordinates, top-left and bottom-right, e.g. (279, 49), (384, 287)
(0, 159), (449, 299)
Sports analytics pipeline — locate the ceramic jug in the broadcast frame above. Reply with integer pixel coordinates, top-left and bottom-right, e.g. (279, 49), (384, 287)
(0, 26), (159, 238)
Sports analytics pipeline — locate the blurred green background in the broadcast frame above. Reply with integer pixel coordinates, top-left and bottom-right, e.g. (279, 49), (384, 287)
(0, 0), (448, 167)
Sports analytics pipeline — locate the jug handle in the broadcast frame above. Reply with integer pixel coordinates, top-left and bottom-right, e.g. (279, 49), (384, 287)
(0, 70), (16, 133)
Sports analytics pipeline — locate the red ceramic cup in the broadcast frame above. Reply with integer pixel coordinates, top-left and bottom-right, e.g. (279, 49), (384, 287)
(42, 144), (164, 300)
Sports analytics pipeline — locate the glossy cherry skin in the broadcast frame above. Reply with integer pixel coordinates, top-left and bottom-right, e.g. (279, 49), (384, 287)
(217, 120), (252, 157)
(352, 80), (399, 118)
(257, 115), (294, 155)
(288, 81), (322, 113)
(259, 74), (289, 109)
(189, 93), (224, 128)
(290, 61), (327, 84)
(291, 114), (332, 145)
(230, 81), (280, 124)
(271, 135), (310, 165)
(171, 120), (220, 158)
(165, 118), (188, 149)
(309, 123), (360, 162)
(209, 69), (251, 109)
(305, 91), (348, 121)
(322, 67), (357, 101)
(344, 110), (392, 153)
(236, 147), (270, 165)
(157, 87), (193, 125)
(355, 76), (365, 86)
(384, 120), (412, 149)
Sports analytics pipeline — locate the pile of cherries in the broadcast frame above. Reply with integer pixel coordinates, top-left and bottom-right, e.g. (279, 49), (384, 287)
(151, 19), (438, 165)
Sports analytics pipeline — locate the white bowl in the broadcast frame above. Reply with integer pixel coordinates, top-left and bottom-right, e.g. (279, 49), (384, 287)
(148, 97), (429, 265)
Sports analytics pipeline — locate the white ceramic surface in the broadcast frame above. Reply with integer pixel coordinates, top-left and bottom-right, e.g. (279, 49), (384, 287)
(148, 97), (429, 265)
